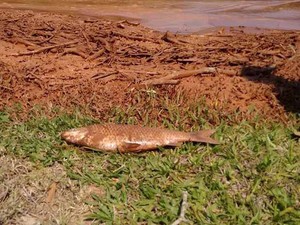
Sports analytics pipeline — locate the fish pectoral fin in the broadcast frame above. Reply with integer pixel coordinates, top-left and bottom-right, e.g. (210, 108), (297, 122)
(119, 142), (142, 151)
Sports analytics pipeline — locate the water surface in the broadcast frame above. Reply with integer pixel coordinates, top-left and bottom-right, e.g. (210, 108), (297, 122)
(1, 0), (300, 33)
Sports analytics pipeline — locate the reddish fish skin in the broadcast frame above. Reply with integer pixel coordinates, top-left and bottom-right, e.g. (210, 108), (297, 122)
(61, 124), (219, 153)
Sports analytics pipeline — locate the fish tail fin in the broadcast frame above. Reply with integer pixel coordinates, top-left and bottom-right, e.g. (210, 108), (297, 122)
(190, 130), (219, 145)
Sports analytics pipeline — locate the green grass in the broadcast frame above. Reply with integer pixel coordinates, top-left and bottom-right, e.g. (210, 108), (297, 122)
(0, 93), (299, 224)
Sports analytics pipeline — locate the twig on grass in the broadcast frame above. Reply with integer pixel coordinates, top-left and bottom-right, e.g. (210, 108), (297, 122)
(293, 131), (300, 137)
(0, 186), (9, 202)
(171, 191), (190, 225)
(45, 182), (58, 204)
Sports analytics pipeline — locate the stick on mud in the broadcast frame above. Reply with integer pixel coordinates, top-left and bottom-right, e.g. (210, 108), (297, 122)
(11, 40), (79, 56)
(142, 68), (217, 86)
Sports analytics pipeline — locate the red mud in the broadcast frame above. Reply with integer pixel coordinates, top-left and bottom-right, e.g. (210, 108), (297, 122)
(0, 9), (299, 121)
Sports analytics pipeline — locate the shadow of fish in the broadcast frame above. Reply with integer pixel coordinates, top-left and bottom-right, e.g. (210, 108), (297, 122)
(61, 124), (219, 153)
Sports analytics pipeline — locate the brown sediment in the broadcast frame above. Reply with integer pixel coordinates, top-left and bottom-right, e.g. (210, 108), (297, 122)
(0, 9), (299, 121)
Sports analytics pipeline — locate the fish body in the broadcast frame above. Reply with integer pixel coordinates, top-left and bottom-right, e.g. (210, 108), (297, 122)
(61, 124), (219, 153)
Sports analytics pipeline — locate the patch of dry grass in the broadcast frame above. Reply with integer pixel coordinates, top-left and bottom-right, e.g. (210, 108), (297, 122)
(0, 94), (299, 224)
(0, 148), (92, 225)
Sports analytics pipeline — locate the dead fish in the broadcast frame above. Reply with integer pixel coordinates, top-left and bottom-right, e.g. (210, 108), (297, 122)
(61, 124), (219, 153)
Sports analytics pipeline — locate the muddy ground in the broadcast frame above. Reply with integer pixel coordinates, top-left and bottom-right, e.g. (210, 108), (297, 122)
(0, 9), (299, 122)
(0, 8), (300, 225)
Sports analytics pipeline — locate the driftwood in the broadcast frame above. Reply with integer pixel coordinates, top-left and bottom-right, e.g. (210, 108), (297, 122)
(12, 38), (36, 46)
(87, 48), (105, 61)
(142, 68), (217, 86)
(97, 37), (111, 52)
(90, 71), (118, 80)
(38, 32), (56, 44)
(112, 31), (155, 43)
(120, 20), (140, 26)
(0, 85), (13, 91)
(11, 40), (79, 56)
(63, 48), (87, 59)
(161, 31), (190, 44)
(161, 31), (183, 44)
(141, 67), (265, 86)
(80, 27), (92, 52)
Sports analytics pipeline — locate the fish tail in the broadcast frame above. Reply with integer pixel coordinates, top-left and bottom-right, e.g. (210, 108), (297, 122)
(190, 130), (219, 145)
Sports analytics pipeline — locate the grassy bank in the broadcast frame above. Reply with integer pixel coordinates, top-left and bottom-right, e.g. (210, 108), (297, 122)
(0, 95), (299, 224)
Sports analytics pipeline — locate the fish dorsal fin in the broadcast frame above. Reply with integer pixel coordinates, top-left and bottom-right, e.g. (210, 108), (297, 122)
(119, 142), (141, 152)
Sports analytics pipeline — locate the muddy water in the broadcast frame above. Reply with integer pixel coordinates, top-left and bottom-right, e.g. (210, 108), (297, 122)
(1, 0), (300, 33)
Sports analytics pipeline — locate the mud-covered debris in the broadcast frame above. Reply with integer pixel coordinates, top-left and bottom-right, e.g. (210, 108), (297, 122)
(0, 9), (299, 121)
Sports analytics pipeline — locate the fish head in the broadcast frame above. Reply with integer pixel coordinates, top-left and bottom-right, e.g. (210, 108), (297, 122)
(61, 127), (89, 144)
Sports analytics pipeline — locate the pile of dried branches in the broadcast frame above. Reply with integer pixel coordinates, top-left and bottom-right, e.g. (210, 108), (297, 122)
(0, 9), (299, 120)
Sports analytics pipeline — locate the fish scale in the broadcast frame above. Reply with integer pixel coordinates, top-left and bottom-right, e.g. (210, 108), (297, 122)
(61, 124), (219, 153)
(91, 124), (188, 141)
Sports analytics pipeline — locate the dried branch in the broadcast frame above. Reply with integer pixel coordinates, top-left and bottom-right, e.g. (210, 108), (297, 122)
(12, 38), (36, 46)
(87, 48), (105, 61)
(294, 131), (300, 137)
(112, 31), (156, 43)
(142, 68), (217, 86)
(11, 40), (79, 56)
(171, 191), (190, 225)
(161, 31), (183, 44)
(0, 85), (13, 91)
(80, 26), (93, 51)
(63, 47), (87, 59)
(120, 20), (140, 26)
(38, 32), (56, 44)
(95, 37), (111, 52)
(90, 71), (118, 80)
(45, 182), (58, 204)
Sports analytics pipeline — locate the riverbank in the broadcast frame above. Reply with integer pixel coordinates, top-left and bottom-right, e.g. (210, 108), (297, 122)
(0, 9), (299, 225)
(0, 9), (299, 121)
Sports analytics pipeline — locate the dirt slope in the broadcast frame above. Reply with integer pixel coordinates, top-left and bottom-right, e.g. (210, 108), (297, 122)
(0, 9), (299, 121)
